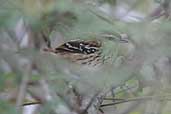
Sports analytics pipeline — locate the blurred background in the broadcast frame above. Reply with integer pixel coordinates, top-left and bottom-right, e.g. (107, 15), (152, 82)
(0, 0), (171, 114)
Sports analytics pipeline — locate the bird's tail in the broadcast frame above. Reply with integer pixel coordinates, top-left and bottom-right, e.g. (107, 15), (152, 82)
(43, 48), (56, 53)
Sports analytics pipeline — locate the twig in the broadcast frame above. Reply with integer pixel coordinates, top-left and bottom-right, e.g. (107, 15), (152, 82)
(100, 94), (171, 107)
(81, 91), (100, 114)
(16, 62), (31, 112)
(23, 101), (41, 106)
(41, 31), (52, 48)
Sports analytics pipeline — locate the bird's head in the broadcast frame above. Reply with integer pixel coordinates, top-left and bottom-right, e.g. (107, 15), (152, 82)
(97, 33), (129, 64)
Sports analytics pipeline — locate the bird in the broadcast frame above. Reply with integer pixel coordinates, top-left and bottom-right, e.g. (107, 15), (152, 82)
(43, 33), (129, 69)
(42, 34), (132, 99)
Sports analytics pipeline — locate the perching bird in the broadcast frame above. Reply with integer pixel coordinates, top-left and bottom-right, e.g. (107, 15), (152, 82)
(42, 33), (133, 94)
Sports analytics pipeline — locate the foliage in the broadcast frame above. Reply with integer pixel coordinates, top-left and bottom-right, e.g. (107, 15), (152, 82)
(0, 0), (171, 114)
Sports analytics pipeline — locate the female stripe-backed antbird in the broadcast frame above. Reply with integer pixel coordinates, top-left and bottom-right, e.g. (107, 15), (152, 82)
(43, 33), (131, 98)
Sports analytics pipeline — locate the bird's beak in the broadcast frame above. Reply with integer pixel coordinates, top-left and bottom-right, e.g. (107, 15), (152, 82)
(119, 34), (129, 43)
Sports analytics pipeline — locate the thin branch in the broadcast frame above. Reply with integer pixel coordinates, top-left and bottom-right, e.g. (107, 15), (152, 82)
(100, 94), (171, 107)
(41, 31), (52, 48)
(16, 63), (31, 112)
(81, 91), (100, 114)
(23, 101), (41, 106)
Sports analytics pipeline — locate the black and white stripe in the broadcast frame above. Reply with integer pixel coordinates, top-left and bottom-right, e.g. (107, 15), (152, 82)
(55, 40), (101, 54)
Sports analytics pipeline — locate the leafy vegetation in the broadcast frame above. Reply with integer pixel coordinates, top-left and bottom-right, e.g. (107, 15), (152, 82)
(0, 0), (171, 114)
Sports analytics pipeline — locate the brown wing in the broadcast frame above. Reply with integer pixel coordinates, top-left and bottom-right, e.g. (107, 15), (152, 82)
(54, 40), (102, 54)
(44, 39), (102, 66)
